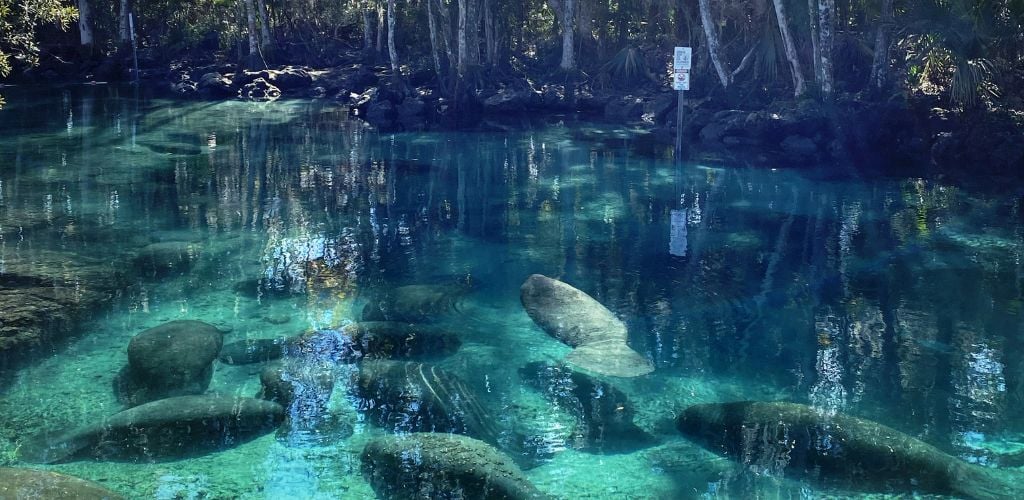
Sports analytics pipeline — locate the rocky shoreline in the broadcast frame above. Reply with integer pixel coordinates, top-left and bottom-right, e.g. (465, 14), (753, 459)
(121, 57), (1024, 179)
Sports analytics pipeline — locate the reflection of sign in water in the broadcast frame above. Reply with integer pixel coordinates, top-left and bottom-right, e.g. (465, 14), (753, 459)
(670, 209), (688, 257)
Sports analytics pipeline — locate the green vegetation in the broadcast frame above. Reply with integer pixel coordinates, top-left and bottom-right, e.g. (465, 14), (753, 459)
(0, 1), (1022, 111)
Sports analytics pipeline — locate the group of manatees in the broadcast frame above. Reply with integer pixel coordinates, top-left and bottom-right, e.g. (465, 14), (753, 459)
(9, 274), (1022, 498)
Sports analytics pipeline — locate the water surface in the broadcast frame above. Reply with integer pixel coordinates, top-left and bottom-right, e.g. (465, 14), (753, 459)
(1, 85), (1022, 498)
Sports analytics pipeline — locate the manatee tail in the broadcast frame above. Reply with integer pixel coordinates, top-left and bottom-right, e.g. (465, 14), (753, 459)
(953, 462), (1024, 500)
(565, 341), (654, 378)
(17, 427), (96, 464)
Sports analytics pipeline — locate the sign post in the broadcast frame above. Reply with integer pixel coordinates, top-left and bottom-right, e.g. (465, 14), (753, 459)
(672, 47), (692, 161)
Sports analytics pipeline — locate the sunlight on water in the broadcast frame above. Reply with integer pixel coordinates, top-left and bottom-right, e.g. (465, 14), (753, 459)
(0, 85), (1023, 498)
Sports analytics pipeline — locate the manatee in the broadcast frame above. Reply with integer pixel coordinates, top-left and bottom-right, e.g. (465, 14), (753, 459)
(360, 284), (470, 323)
(19, 395), (284, 464)
(0, 468), (125, 499)
(352, 360), (506, 445)
(361, 433), (548, 500)
(520, 274), (654, 377)
(289, 321), (461, 363)
(114, 320), (224, 406)
(519, 362), (657, 452)
(219, 337), (289, 365)
(676, 401), (1022, 499)
(133, 241), (198, 278)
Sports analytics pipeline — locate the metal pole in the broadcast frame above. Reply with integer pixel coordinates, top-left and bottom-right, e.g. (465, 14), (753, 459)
(674, 89), (685, 160)
(129, 13), (140, 85)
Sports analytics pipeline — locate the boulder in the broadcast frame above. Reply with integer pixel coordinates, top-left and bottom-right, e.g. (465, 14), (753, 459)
(0, 468), (125, 499)
(270, 66), (313, 91)
(604, 96), (644, 121)
(699, 110), (748, 143)
(197, 72), (234, 99)
(115, 320), (224, 406)
(781, 135), (819, 158)
(239, 78), (281, 102)
(483, 89), (539, 113)
(361, 433), (547, 500)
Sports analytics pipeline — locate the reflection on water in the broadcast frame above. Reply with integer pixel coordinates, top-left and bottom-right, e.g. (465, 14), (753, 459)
(0, 85), (1023, 498)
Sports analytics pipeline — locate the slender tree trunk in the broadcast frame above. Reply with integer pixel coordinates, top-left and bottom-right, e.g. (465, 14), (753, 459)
(559, 0), (576, 70)
(376, 6), (385, 56)
(772, 0), (806, 97)
(77, 0), (93, 47)
(817, 0), (835, 98)
(466, 0), (481, 67)
(427, 0), (444, 80)
(387, 0), (398, 73)
(244, 0), (260, 68)
(808, 0), (820, 87)
(437, 0), (456, 68)
(699, 0), (730, 88)
(363, 2), (373, 51)
(484, 0), (496, 67)
(457, 0), (468, 75)
(256, 0), (272, 50)
(119, 0), (130, 45)
(869, 0), (894, 91)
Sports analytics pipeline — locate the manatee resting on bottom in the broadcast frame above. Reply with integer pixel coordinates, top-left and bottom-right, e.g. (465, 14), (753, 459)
(0, 468), (125, 500)
(361, 433), (548, 500)
(520, 274), (653, 377)
(677, 401), (1022, 499)
(115, 320), (224, 406)
(360, 284), (469, 323)
(19, 395), (284, 464)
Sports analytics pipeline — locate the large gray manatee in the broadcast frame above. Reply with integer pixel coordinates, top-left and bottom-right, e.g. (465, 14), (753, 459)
(19, 395), (284, 464)
(677, 401), (1022, 499)
(520, 274), (653, 377)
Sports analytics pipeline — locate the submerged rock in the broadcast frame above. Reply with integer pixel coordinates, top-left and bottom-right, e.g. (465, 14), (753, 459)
(0, 468), (125, 499)
(19, 395), (284, 464)
(676, 401), (1023, 498)
(115, 320), (224, 406)
(361, 433), (547, 500)
(360, 283), (470, 323)
(519, 362), (657, 452)
(520, 274), (654, 377)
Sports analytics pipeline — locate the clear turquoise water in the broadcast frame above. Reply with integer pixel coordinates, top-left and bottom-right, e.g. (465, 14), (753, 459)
(0, 85), (1022, 498)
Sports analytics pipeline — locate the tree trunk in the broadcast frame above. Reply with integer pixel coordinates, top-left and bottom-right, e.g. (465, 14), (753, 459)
(437, 0), (456, 69)
(817, 0), (835, 98)
(559, 0), (575, 70)
(119, 0), (130, 45)
(466, 0), (481, 67)
(484, 0), (496, 67)
(699, 0), (730, 88)
(244, 0), (260, 68)
(772, 0), (806, 97)
(77, 0), (93, 47)
(363, 2), (373, 51)
(256, 0), (272, 50)
(387, 0), (398, 73)
(808, 0), (820, 87)
(427, 0), (444, 81)
(376, 5), (385, 55)
(869, 0), (894, 91)
(457, 0), (468, 74)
